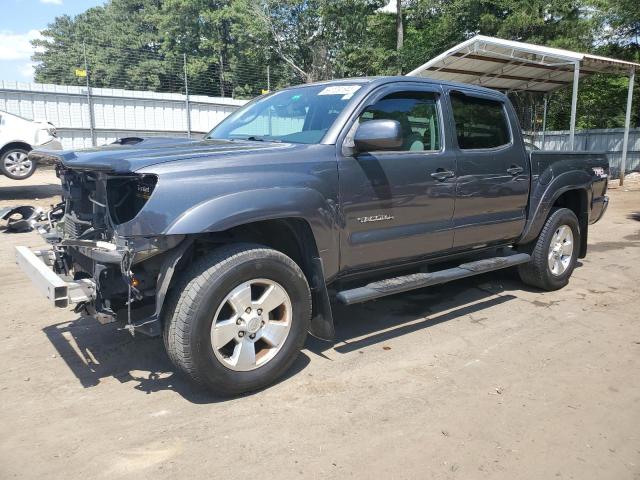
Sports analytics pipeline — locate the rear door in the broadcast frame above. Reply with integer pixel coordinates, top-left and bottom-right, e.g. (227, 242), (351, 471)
(447, 89), (530, 249)
(338, 84), (457, 271)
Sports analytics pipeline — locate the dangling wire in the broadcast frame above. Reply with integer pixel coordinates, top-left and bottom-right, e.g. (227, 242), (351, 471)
(120, 248), (135, 335)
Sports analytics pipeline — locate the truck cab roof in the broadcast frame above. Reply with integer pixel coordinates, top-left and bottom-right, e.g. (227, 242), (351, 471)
(281, 76), (509, 101)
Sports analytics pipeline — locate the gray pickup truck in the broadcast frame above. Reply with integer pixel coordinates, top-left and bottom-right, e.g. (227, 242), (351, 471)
(19, 77), (609, 394)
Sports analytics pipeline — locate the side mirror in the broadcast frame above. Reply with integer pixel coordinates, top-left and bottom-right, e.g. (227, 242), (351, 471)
(354, 119), (403, 152)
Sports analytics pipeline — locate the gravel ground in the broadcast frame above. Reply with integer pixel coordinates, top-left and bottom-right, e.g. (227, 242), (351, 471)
(1, 169), (639, 480)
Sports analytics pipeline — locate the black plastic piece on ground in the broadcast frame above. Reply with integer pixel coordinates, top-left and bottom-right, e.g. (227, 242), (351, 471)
(1, 205), (41, 232)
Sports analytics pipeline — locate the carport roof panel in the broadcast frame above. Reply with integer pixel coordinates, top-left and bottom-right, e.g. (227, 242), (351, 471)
(407, 35), (640, 93)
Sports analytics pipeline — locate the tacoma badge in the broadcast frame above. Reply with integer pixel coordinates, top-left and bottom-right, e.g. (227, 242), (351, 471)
(357, 214), (394, 224)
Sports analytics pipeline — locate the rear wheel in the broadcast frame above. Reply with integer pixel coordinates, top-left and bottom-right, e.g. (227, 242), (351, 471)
(1, 148), (35, 180)
(518, 207), (580, 291)
(163, 243), (311, 395)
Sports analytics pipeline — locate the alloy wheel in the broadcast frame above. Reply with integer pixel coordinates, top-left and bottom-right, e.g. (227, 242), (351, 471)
(3, 151), (32, 178)
(211, 278), (292, 371)
(547, 225), (574, 276)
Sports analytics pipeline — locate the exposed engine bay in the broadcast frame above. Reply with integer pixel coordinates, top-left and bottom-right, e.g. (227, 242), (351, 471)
(36, 165), (184, 335)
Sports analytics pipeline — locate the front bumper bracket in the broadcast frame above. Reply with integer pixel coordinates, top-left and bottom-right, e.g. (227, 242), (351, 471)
(15, 246), (95, 308)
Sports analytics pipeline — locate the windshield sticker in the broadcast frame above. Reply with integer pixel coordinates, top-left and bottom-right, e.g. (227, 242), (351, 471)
(318, 85), (361, 99)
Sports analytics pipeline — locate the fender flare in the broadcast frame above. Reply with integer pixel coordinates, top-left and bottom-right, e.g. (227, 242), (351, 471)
(164, 186), (338, 258)
(519, 170), (591, 246)
(163, 187), (339, 339)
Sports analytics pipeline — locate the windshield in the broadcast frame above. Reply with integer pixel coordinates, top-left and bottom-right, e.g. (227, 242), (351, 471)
(206, 83), (362, 144)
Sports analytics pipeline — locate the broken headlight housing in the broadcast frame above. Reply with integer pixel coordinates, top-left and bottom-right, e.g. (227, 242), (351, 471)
(107, 174), (158, 225)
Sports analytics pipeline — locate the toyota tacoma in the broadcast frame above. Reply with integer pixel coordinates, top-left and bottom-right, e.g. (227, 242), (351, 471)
(17, 77), (609, 395)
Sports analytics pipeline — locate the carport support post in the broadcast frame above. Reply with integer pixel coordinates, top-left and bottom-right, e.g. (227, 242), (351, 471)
(183, 54), (192, 139)
(541, 95), (548, 149)
(620, 68), (635, 186)
(569, 62), (580, 151)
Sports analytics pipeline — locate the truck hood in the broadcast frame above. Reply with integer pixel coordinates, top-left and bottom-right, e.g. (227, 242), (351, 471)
(29, 137), (288, 173)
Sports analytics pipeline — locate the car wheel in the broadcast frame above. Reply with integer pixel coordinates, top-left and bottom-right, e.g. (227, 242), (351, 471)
(518, 207), (580, 291)
(1, 148), (35, 180)
(163, 243), (312, 395)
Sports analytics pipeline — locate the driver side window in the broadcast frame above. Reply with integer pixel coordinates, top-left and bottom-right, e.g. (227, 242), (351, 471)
(359, 91), (441, 151)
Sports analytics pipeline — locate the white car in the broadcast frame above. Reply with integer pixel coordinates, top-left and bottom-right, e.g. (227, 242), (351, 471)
(0, 111), (62, 180)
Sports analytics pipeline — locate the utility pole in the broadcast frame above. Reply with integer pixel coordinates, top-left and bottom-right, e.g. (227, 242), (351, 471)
(396, 0), (403, 75)
(541, 95), (548, 149)
(267, 65), (270, 92)
(83, 42), (96, 147)
(183, 54), (191, 138)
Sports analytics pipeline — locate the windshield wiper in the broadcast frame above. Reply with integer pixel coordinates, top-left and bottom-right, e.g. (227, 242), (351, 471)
(244, 136), (281, 143)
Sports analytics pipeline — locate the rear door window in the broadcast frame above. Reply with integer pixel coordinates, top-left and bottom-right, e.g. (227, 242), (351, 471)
(451, 93), (510, 149)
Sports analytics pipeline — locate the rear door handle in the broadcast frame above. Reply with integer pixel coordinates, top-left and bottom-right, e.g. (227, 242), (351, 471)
(507, 165), (524, 176)
(430, 169), (455, 181)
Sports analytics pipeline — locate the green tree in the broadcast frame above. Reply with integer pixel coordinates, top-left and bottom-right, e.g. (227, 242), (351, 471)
(29, 0), (639, 125)
(249, 0), (387, 82)
(32, 0), (177, 91)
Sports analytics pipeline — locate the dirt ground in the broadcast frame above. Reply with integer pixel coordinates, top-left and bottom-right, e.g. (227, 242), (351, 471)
(0, 169), (639, 480)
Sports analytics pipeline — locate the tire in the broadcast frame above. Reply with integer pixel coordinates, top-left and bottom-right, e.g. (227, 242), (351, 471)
(1, 148), (35, 180)
(518, 207), (580, 291)
(163, 243), (312, 395)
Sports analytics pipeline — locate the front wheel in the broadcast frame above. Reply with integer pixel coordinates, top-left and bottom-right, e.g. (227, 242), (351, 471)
(163, 243), (312, 395)
(518, 207), (580, 291)
(1, 148), (35, 180)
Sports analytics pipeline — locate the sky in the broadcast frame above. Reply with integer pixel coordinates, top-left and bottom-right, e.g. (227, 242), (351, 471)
(0, 0), (397, 84)
(0, 0), (104, 82)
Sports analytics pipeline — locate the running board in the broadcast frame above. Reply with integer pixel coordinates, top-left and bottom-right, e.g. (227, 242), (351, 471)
(335, 253), (531, 305)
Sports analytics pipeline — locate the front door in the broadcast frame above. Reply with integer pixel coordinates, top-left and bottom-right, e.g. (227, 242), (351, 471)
(338, 86), (457, 272)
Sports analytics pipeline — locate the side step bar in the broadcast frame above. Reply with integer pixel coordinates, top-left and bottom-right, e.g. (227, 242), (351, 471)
(335, 253), (531, 305)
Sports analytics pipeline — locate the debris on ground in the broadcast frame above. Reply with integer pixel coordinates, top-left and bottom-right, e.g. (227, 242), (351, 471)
(489, 386), (504, 395)
(1, 205), (45, 233)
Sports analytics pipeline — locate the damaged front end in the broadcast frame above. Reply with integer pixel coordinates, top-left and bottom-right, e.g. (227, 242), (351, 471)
(16, 164), (186, 336)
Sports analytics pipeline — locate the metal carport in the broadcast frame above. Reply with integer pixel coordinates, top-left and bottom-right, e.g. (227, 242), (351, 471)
(407, 35), (639, 184)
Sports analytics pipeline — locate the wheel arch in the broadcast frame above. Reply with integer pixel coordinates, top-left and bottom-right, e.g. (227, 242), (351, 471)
(0, 141), (32, 157)
(157, 187), (340, 277)
(518, 170), (592, 258)
(202, 217), (335, 340)
(208, 217), (322, 274)
(551, 189), (589, 258)
(160, 217), (336, 340)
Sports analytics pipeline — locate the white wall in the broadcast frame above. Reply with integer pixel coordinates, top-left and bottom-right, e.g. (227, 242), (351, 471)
(530, 127), (640, 176)
(0, 81), (248, 149)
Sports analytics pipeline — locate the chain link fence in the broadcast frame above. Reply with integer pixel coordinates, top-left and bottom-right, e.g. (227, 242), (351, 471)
(33, 41), (306, 99)
(2, 42), (638, 174)
(1, 43), (309, 148)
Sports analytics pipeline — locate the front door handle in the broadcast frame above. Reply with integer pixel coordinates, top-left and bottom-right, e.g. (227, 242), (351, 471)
(430, 169), (455, 181)
(507, 165), (524, 176)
